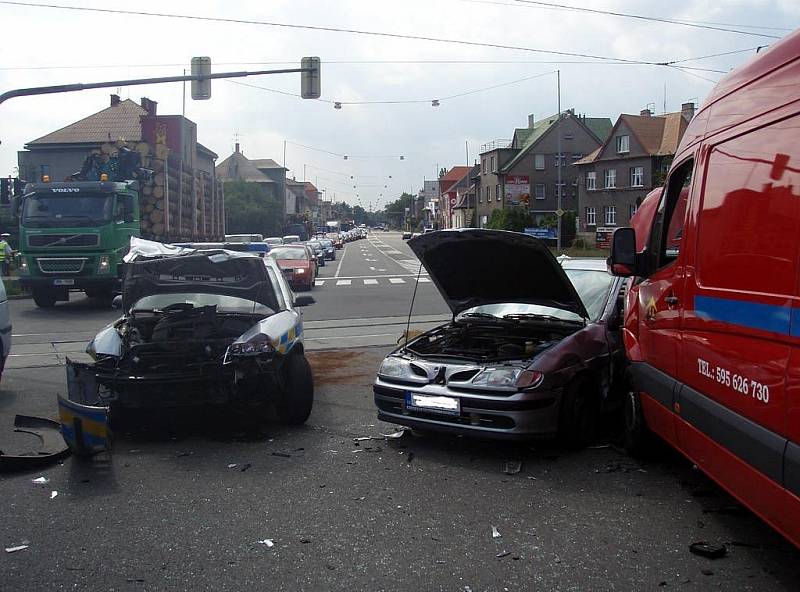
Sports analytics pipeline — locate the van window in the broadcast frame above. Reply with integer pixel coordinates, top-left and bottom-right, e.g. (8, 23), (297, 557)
(649, 158), (693, 270)
(696, 117), (800, 296)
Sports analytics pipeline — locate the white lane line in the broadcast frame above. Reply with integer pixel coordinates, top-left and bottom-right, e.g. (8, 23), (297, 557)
(389, 278), (406, 284)
(326, 273), (428, 279)
(369, 266), (376, 271)
(417, 277), (431, 283)
(314, 280), (325, 286)
(336, 279), (352, 286)
(363, 279), (379, 285)
(334, 243), (348, 278)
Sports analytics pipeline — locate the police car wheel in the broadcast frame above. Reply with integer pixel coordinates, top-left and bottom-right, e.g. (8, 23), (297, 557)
(276, 353), (314, 425)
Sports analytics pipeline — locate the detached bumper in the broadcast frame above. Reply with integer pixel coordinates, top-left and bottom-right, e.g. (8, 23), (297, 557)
(373, 380), (561, 441)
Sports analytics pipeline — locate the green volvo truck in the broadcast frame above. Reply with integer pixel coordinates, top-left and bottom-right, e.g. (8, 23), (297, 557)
(15, 179), (142, 307)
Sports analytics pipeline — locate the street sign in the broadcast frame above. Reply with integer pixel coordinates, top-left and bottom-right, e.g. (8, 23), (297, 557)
(191, 57), (211, 100)
(555, 208), (565, 217)
(301, 57), (321, 99)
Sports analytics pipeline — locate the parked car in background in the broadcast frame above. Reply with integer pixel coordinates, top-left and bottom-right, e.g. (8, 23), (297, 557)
(264, 237), (284, 247)
(402, 231), (412, 240)
(608, 30), (800, 549)
(319, 238), (336, 261)
(305, 240), (327, 267)
(374, 229), (626, 446)
(0, 276), (11, 384)
(333, 235), (343, 249)
(61, 238), (314, 448)
(270, 244), (317, 291)
(282, 234), (301, 244)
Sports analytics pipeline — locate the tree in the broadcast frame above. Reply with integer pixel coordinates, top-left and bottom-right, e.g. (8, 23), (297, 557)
(485, 207), (533, 232)
(223, 181), (283, 237)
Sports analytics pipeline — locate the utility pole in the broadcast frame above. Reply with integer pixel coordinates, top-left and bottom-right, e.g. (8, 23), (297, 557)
(465, 140), (469, 166)
(182, 68), (187, 118)
(556, 69), (562, 251)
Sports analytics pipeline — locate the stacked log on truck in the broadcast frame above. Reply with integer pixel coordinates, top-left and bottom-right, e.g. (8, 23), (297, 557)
(97, 140), (224, 242)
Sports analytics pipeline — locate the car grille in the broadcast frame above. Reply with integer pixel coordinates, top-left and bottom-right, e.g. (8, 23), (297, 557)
(28, 233), (99, 247)
(37, 257), (88, 274)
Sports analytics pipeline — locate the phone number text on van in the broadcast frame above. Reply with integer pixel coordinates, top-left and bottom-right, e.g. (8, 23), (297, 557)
(697, 358), (770, 404)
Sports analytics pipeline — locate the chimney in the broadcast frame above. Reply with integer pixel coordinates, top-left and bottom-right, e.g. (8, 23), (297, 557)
(640, 108), (652, 117)
(235, 142), (240, 153)
(528, 114), (535, 128)
(681, 102), (696, 121)
(110, 94), (120, 106)
(140, 97), (158, 116)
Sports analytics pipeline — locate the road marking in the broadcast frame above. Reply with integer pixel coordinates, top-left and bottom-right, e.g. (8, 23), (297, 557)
(314, 280), (325, 286)
(378, 268), (386, 272)
(363, 279), (378, 285)
(334, 243), (348, 278)
(365, 259), (377, 262)
(336, 279), (352, 286)
(369, 266), (376, 271)
(417, 277), (431, 283)
(389, 278), (405, 284)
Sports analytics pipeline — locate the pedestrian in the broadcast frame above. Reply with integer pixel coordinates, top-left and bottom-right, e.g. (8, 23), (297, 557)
(0, 233), (12, 277)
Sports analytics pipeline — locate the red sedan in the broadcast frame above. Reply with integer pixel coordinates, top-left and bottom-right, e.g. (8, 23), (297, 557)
(268, 245), (316, 291)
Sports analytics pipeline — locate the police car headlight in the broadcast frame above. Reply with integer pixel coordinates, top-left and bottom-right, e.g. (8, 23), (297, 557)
(378, 356), (407, 378)
(98, 255), (110, 273)
(229, 333), (275, 357)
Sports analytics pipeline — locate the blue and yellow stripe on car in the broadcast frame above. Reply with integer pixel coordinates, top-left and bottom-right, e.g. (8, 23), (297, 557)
(57, 395), (110, 455)
(273, 322), (303, 355)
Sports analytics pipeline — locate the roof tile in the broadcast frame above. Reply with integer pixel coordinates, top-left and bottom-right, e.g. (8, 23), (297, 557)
(28, 99), (147, 145)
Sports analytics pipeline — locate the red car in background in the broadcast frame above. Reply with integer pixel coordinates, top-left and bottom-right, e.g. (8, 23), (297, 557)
(268, 244), (316, 291)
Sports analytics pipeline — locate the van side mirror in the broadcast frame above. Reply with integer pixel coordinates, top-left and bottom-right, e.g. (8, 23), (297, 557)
(608, 227), (638, 277)
(111, 295), (122, 310)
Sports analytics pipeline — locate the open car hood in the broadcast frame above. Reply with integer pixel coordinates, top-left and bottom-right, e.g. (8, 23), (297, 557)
(122, 237), (279, 312)
(408, 229), (589, 318)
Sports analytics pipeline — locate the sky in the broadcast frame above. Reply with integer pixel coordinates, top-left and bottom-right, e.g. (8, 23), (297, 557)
(0, 0), (797, 209)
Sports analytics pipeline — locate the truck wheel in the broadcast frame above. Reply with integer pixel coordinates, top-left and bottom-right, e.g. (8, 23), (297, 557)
(558, 376), (600, 449)
(622, 390), (658, 458)
(276, 353), (314, 425)
(32, 288), (57, 308)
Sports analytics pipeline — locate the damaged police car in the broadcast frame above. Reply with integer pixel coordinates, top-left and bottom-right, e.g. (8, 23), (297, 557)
(61, 238), (314, 444)
(373, 229), (626, 447)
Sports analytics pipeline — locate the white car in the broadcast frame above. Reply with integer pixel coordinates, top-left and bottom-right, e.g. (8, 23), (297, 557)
(0, 277), (10, 382)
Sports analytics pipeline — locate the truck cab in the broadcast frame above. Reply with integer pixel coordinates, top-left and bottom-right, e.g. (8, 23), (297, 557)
(16, 180), (140, 307)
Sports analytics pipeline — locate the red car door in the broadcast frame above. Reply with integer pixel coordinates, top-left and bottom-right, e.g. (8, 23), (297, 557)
(633, 158), (695, 443)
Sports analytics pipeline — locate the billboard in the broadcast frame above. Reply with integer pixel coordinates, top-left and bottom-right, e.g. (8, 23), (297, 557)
(504, 175), (530, 205)
(595, 226), (615, 249)
(524, 227), (557, 240)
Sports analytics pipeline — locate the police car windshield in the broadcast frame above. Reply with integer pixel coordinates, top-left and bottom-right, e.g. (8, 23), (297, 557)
(22, 192), (112, 228)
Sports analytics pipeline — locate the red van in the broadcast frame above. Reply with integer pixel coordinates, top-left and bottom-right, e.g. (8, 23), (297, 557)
(609, 30), (800, 548)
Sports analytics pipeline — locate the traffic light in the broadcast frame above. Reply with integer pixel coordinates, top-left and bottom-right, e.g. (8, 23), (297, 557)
(191, 57), (212, 100)
(301, 57), (321, 99)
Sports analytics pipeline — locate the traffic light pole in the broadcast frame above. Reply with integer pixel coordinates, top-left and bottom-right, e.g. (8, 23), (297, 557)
(0, 68), (312, 106)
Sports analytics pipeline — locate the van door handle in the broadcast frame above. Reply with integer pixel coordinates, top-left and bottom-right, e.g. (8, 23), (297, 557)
(665, 295), (679, 307)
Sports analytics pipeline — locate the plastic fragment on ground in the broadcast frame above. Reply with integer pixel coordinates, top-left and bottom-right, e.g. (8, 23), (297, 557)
(491, 526), (501, 538)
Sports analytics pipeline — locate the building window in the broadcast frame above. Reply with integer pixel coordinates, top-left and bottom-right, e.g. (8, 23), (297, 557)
(490, 156), (495, 171)
(572, 178), (579, 186)
(586, 172), (596, 190)
(478, 189), (482, 204)
(572, 153), (583, 160)
(585, 207), (596, 226)
(629, 203), (638, 219)
(616, 135), (630, 153)
(534, 184), (546, 200)
(495, 184), (500, 201)
(604, 205), (616, 225)
(39, 164), (50, 181)
(604, 169), (616, 188)
(482, 158), (487, 174)
(534, 154), (545, 170)
(554, 154), (566, 167)
(630, 166), (644, 187)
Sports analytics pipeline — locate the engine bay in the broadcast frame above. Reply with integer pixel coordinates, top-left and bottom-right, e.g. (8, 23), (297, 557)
(112, 304), (268, 374)
(406, 320), (574, 362)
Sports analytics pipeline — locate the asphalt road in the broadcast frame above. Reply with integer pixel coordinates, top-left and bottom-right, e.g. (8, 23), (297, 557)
(1, 232), (799, 590)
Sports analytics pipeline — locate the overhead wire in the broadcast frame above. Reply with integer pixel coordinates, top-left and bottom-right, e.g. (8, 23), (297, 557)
(0, 1), (764, 67)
